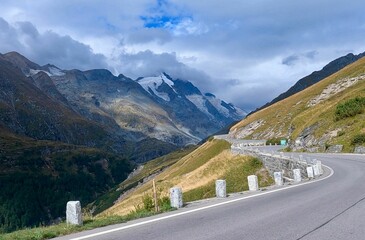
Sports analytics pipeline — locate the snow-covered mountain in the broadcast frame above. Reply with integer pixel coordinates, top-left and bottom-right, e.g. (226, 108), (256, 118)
(3, 52), (246, 146)
(137, 73), (246, 124)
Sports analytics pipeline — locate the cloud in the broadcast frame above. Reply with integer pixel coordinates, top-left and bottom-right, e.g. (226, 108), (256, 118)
(282, 55), (300, 66)
(0, 18), (107, 70)
(0, 0), (365, 110)
(117, 49), (211, 86)
(126, 28), (172, 45)
(282, 51), (319, 66)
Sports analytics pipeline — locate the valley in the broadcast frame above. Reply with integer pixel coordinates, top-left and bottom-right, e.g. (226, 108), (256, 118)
(0, 51), (245, 233)
(1, 2), (364, 240)
(1, 51), (365, 239)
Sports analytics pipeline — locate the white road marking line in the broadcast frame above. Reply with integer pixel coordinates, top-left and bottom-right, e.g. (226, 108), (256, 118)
(69, 165), (334, 240)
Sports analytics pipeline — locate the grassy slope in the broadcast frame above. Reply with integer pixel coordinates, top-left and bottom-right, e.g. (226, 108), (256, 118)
(0, 212), (155, 240)
(0, 138), (272, 240)
(231, 57), (365, 151)
(87, 145), (197, 215)
(102, 139), (272, 216)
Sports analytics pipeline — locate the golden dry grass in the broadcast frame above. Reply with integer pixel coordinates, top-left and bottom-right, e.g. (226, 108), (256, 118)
(230, 57), (365, 151)
(100, 140), (262, 216)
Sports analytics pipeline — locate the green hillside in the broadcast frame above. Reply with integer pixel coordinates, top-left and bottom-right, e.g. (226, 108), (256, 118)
(231, 57), (365, 152)
(0, 128), (134, 233)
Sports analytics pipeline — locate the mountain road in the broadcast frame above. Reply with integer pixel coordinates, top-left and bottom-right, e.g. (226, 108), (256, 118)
(55, 151), (365, 240)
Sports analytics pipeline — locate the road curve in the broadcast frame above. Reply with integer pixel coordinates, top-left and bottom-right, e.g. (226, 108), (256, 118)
(55, 152), (365, 240)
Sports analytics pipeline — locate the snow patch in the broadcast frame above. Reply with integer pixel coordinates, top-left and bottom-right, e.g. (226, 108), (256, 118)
(205, 96), (230, 117)
(137, 74), (176, 101)
(186, 94), (212, 117)
(205, 95), (246, 118)
(233, 107), (247, 117)
(48, 67), (65, 76)
(29, 67), (65, 77)
(29, 69), (47, 76)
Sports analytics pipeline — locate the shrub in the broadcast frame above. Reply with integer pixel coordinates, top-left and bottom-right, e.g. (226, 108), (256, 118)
(266, 138), (287, 145)
(135, 195), (171, 213)
(142, 195), (155, 212)
(158, 196), (172, 212)
(352, 134), (365, 145)
(335, 97), (365, 120)
(337, 131), (345, 137)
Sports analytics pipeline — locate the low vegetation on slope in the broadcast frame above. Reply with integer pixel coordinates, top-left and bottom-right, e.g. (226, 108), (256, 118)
(87, 146), (197, 215)
(335, 97), (365, 120)
(0, 146), (197, 240)
(102, 139), (272, 217)
(183, 157), (272, 202)
(231, 57), (365, 152)
(1, 139), (273, 239)
(0, 130), (134, 234)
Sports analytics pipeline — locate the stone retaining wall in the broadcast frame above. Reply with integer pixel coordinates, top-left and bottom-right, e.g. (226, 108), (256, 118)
(231, 146), (309, 179)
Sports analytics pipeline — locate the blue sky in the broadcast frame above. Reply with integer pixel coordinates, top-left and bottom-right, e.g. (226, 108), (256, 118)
(0, 0), (364, 110)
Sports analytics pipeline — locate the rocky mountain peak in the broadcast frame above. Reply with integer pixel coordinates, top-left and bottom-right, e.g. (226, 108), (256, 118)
(135, 72), (246, 124)
(205, 93), (216, 97)
(136, 73), (177, 101)
(3, 51), (40, 74)
(0, 52), (247, 147)
(83, 69), (115, 81)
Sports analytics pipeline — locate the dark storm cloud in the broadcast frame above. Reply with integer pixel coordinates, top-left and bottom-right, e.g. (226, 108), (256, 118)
(282, 51), (319, 66)
(0, 18), (107, 70)
(282, 55), (300, 66)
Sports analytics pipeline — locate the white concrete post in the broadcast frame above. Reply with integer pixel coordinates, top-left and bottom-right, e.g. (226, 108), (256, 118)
(215, 180), (227, 198)
(66, 201), (82, 226)
(317, 160), (323, 175)
(274, 172), (283, 186)
(313, 164), (320, 176)
(293, 169), (301, 182)
(306, 166), (314, 178)
(248, 175), (259, 191)
(170, 187), (183, 208)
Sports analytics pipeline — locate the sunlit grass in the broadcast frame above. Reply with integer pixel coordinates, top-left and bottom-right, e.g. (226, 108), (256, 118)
(231, 57), (365, 152)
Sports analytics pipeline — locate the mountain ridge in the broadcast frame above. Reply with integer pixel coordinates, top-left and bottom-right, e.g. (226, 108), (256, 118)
(251, 51), (365, 115)
(11, 54), (247, 146)
(230, 55), (365, 153)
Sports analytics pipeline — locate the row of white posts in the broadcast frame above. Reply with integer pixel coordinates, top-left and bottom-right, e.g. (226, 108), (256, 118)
(65, 160), (323, 225)
(169, 160), (323, 209)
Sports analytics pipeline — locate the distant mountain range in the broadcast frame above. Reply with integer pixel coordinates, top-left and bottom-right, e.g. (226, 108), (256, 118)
(2, 51), (246, 147)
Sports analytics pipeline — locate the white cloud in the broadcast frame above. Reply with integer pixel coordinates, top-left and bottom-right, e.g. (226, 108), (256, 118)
(116, 50), (211, 84)
(166, 18), (209, 36)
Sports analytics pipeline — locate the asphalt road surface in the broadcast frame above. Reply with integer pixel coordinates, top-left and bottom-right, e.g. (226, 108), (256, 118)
(55, 151), (365, 240)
